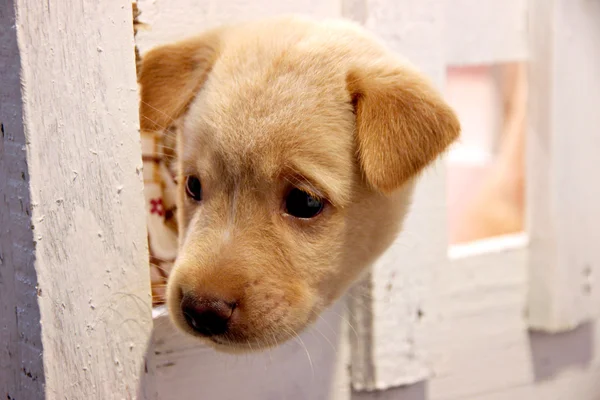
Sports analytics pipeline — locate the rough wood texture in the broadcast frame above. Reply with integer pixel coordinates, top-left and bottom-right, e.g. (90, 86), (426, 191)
(1, 1), (153, 398)
(527, 0), (600, 332)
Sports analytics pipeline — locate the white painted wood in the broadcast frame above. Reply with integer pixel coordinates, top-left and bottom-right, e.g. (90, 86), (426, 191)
(526, 0), (600, 332)
(455, 369), (600, 400)
(344, 0), (450, 390)
(429, 236), (530, 399)
(0, 1), (153, 398)
(444, 0), (528, 66)
(355, 235), (600, 400)
(147, 300), (351, 400)
(135, 0), (342, 53)
(354, 367), (600, 400)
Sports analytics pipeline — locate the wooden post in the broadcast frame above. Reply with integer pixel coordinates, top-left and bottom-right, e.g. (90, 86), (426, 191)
(0, 1), (153, 398)
(527, 0), (600, 332)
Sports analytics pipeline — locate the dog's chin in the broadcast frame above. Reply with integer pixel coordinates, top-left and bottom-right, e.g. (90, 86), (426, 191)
(169, 319), (315, 353)
(198, 335), (288, 354)
(200, 336), (264, 354)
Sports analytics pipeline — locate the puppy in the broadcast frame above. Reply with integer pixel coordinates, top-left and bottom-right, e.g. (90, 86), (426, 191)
(138, 16), (460, 352)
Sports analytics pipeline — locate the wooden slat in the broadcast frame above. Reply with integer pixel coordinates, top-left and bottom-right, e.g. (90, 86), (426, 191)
(526, 0), (600, 332)
(355, 366), (600, 400)
(444, 0), (528, 66)
(429, 237), (531, 399)
(148, 302), (351, 400)
(0, 1), (153, 398)
(135, 0), (341, 53)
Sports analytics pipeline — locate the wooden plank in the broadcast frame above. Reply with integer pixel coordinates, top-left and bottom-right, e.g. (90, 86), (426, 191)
(526, 0), (600, 332)
(458, 365), (600, 400)
(444, 0), (528, 66)
(435, 238), (600, 400)
(147, 301), (351, 400)
(135, 0), (342, 53)
(355, 235), (600, 400)
(0, 1), (153, 398)
(428, 237), (531, 400)
(138, 0), (529, 67)
(344, 0), (449, 390)
(352, 382), (427, 400)
(354, 366), (600, 400)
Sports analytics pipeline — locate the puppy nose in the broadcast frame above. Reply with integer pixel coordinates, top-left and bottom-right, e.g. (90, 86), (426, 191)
(181, 294), (236, 337)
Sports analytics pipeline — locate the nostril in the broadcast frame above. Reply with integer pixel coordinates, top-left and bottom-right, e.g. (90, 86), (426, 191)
(181, 295), (236, 337)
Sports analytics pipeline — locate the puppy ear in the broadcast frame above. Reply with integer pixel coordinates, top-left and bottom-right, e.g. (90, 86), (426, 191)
(138, 29), (223, 132)
(347, 63), (460, 194)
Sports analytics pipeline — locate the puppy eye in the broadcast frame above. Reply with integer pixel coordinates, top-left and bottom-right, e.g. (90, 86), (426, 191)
(285, 188), (324, 219)
(185, 175), (202, 201)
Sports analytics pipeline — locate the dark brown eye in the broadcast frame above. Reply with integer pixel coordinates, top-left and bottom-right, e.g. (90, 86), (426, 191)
(285, 188), (324, 219)
(185, 176), (202, 201)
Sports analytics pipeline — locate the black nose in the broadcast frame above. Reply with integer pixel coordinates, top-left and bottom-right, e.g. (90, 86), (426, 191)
(181, 295), (236, 337)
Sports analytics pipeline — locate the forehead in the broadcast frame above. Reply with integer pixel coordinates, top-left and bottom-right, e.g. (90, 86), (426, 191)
(181, 44), (356, 203)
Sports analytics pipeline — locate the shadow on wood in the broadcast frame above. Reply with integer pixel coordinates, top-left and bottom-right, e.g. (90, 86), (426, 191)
(0, 2), (46, 396)
(529, 321), (595, 382)
(352, 381), (428, 400)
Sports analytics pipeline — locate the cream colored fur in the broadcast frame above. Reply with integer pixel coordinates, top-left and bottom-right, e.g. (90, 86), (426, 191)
(138, 16), (460, 352)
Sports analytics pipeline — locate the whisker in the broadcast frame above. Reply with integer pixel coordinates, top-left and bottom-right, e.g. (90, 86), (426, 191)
(311, 325), (337, 354)
(150, 262), (173, 275)
(281, 325), (314, 379)
(139, 100), (178, 125)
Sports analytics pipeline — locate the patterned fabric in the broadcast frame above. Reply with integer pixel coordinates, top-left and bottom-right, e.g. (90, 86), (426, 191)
(142, 128), (179, 305)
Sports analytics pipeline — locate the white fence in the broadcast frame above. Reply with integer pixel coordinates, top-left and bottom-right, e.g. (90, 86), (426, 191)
(1, 0), (599, 399)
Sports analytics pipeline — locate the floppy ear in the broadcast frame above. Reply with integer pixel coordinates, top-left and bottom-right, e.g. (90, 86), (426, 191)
(347, 63), (460, 194)
(138, 29), (223, 132)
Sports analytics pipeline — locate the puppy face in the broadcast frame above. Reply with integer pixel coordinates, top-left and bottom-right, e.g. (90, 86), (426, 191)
(138, 17), (459, 352)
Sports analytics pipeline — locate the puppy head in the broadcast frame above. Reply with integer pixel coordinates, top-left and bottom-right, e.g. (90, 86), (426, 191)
(138, 17), (459, 352)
